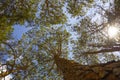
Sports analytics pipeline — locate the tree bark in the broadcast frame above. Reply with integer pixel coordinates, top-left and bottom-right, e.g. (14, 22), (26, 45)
(55, 56), (120, 80)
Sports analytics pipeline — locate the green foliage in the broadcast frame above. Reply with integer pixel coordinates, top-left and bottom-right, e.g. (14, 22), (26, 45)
(37, 0), (67, 26)
(66, 0), (93, 17)
(0, 26), (13, 41)
(3, 26), (70, 79)
(0, 0), (38, 41)
(114, 0), (120, 11)
(113, 0), (120, 20)
(0, 0), (37, 24)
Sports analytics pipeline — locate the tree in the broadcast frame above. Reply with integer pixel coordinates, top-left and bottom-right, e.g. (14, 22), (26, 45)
(0, 27), (69, 79)
(70, 0), (120, 62)
(0, 0), (37, 41)
(0, 0), (120, 80)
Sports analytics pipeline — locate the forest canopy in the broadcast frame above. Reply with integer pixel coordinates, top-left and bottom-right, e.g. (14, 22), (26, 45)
(0, 0), (120, 80)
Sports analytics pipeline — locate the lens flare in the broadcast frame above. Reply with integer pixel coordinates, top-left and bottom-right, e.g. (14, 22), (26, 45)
(108, 27), (118, 38)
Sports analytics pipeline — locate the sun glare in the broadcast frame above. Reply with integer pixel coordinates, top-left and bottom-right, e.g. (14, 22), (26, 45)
(108, 27), (118, 38)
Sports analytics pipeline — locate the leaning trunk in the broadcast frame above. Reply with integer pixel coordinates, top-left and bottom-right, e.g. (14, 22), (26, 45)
(54, 56), (120, 80)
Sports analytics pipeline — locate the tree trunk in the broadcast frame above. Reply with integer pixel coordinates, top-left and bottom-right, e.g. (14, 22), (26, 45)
(54, 56), (120, 80)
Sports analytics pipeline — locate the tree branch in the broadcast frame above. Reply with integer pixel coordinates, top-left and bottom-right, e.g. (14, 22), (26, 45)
(84, 46), (120, 54)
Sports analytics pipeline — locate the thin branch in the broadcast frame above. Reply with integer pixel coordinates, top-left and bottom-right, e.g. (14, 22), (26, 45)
(89, 22), (108, 35)
(47, 61), (55, 75)
(83, 46), (120, 54)
(0, 63), (14, 77)
(1, 41), (17, 55)
(88, 43), (120, 48)
(95, 5), (107, 12)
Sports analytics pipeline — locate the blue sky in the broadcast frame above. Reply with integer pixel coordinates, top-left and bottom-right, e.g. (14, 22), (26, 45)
(12, 25), (32, 40)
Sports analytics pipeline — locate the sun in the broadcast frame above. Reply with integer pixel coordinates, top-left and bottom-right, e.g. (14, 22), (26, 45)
(108, 27), (118, 38)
